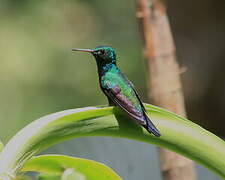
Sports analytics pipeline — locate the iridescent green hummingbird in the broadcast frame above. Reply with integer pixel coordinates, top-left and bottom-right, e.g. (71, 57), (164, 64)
(72, 46), (161, 137)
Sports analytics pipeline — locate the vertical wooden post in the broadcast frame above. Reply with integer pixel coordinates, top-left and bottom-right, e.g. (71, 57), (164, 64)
(136, 0), (196, 180)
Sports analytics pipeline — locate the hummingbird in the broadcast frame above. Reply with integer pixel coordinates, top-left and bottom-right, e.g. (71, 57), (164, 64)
(72, 46), (161, 137)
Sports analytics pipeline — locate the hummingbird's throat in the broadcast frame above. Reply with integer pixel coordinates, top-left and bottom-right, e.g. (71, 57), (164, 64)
(102, 63), (118, 72)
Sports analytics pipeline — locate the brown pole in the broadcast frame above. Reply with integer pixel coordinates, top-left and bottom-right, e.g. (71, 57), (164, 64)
(136, 0), (196, 180)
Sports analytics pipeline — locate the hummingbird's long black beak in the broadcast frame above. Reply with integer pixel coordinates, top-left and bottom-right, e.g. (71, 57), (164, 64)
(72, 48), (95, 53)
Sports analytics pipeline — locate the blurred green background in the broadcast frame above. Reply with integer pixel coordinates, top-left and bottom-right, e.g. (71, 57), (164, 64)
(0, 0), (224, 179)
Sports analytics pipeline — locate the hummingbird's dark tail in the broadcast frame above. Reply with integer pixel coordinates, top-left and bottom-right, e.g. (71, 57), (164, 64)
(143, 115), (161, 137)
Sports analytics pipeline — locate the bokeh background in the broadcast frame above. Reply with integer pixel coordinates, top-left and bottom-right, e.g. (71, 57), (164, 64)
(0, 0), (224, 179)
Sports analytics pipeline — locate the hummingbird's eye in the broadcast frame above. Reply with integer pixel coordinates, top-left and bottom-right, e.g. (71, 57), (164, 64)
(98, 49), (106, 56)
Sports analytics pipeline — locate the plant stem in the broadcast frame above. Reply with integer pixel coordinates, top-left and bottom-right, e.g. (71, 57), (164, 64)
(135, 0), (196, 179)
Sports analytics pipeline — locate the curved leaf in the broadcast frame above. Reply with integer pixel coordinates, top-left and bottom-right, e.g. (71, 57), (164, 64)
(0, 104), (224, 179)
(37, 173), (60, 180)
(22, 155), (121, 180)
(61, 169), (85, 180)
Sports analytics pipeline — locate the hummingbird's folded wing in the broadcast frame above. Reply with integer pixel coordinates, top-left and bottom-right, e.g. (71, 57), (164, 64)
(102, 82), (147, 125)
(119, 72), (147, 112)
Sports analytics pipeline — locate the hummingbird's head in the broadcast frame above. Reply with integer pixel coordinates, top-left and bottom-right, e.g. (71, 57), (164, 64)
(72, 46), (117, 65)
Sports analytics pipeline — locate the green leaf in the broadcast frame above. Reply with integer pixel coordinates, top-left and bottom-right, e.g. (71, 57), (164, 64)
(0, 104), (224, 179)
(22, 155), (120, 180)
(37, 173), (60, 180)
(14, 175), (32, 180)
(61, 168), (85, 180)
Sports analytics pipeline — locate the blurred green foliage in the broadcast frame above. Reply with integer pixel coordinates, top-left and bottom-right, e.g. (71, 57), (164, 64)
(22, 155), (122, 180)
(0, 0), (146, 142)
(0, 0), (224, 179)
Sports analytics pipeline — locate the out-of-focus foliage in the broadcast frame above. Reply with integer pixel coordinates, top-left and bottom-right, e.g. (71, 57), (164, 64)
(0, 0), (224, 180)
(0, 0), (144, 142)
(23, 155), (121, 180)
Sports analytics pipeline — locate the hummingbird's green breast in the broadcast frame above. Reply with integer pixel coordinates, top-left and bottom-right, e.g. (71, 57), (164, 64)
(101, 64), (142, 114)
